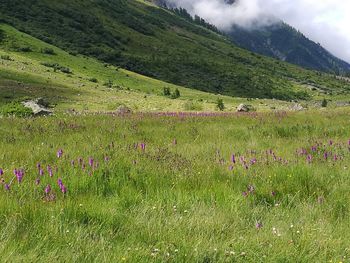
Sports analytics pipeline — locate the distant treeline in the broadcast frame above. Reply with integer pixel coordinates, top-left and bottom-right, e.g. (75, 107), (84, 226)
(155, 1), (221, 34)
(170, 7), (221, 34)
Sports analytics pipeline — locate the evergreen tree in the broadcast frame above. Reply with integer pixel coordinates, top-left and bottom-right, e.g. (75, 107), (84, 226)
(217, 98), (225, 111)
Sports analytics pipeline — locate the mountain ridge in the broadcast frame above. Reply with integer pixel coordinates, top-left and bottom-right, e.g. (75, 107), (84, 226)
(155, 0), (350, 74)
(228, 22), (350, 74)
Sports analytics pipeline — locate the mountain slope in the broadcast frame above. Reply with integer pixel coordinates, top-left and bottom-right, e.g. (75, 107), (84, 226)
(3, 24), (292, 112)
(228, 22), (350, 74)
(0, 0), (349, 101)
(156, 0), (350, 74)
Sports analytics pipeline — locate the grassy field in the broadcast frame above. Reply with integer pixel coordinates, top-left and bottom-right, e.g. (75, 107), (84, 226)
(1, 13), (350, 263)
(1, 110), (350, 262)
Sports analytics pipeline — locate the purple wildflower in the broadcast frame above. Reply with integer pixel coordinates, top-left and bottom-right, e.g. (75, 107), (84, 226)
(324, 152), (329, 160)
(229, 165), (234, 171)
(37, 163), (41, 170)
(104, 156), (110, 162)
(88, 157), (94, 167)
(14, 169), (24, 183)
(242, 191), (248, 197)
(0, 168), (3, 176)
(271, 191), (276, 197)
(256, 222), (263, 229)
(4, 184), (10, 191)
(71, 160), (75, 166)
(140, 143), (146, 151)
(35, 178), (41, 185)
(231, 154), (236, 164)
(57, 178), (63, 188)
(57, 149), (63, 158)
(45, 184), (51, 194)
(61, 185), (67, 194)
(39, 168), (44, 176)
(307, 154), (312, 164)
(47, 165), (53, 177)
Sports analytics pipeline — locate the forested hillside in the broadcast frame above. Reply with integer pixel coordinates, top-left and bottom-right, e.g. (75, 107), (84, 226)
(0, 0), (349, 100)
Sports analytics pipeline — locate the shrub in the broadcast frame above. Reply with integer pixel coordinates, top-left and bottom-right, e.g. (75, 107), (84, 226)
(170, 88), (181, 99)
(41, 47), (56, 55)
(69, 51), (78, 56)
(17, 46), (32, 52)
(41, 62), (59, 68)
(60, 67), (72, 74)
(216, 98), (225, 111)
(103, 80), (113, 88)
(41, 62), (72, 74)
(1, 55), (12, 61)
(89, 78), (98, 83)
(321, 98), (328, 107)
(0, 102), (33, 117)
(163, 87), (171, 96)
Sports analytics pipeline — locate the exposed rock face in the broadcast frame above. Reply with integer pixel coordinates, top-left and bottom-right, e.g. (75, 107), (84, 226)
(290, 103), (304, 111)
(116, 105), (132, 114)
(22, 98), (52, 116)
(237, 104), (253, 112)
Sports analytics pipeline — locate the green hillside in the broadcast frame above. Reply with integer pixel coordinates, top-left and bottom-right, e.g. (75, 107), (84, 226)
(2, 24), (301, 113)
(1, 0), (350, 100)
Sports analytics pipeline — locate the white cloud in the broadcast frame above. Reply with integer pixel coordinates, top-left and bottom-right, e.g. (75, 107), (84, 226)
(167, 0), (350, 63)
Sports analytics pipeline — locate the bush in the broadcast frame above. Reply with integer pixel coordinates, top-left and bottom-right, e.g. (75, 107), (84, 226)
(41, 47), (56, 55)
(321, 98), (328, 107)
(170, 88), (181, 99)
(60, 67), (72, 74)
(1, 55), (12, 61)
(163, 87), (171, 96)
(89, 78), (98, 83)
(103, 80), (113, 88)
(0, 102), (33, 117)
(17, 46), (32, 52)
(41, 62), (72, 74)
(69, 51), (78, 56)
(216, 98), (225, 111)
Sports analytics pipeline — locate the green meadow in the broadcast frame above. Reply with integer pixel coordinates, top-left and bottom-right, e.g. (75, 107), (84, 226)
(1, 110), (350, 262)
(1, 10), (350, 263)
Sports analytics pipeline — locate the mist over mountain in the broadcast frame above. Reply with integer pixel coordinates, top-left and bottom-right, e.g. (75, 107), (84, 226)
(158, 0), (350, 73)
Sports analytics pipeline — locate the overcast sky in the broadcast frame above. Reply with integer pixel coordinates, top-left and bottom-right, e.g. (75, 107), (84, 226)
(167, 0), (350, 63)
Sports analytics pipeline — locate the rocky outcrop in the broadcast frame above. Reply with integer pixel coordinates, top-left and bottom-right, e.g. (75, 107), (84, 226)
(22, 98), (52, 116)
(237, 104), (254, 112)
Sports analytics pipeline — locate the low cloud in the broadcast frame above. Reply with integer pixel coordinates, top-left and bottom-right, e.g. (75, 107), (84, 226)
(166, 0), (350, 63)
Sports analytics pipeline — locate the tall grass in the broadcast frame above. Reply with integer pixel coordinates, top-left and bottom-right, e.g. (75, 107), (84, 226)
(0, 110), (350, 262)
